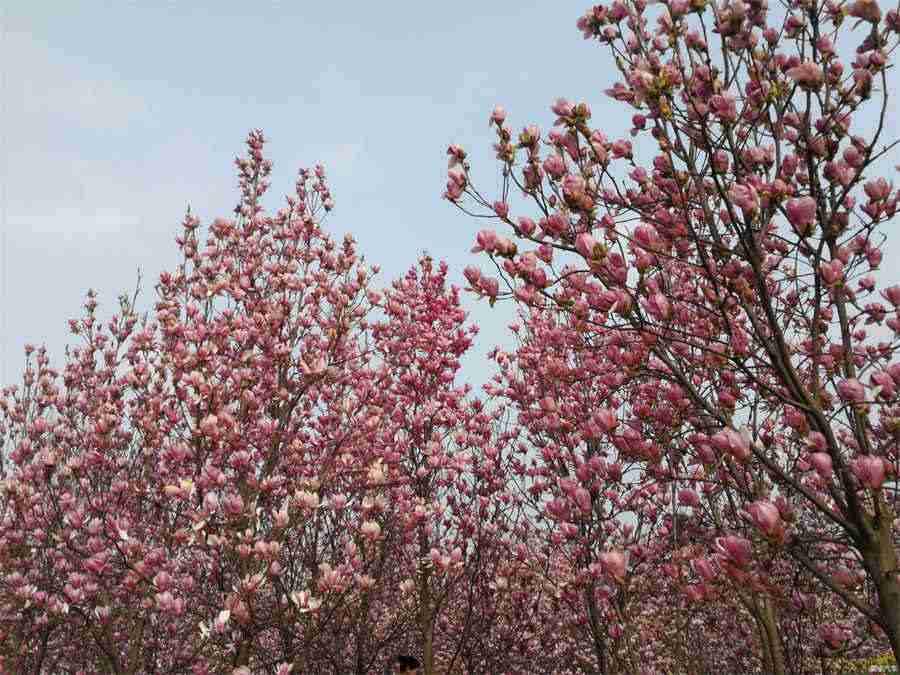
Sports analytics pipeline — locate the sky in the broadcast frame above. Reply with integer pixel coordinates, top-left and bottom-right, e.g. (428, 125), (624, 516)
(2, 1), (899, 392)
(1, 0), (617, 390)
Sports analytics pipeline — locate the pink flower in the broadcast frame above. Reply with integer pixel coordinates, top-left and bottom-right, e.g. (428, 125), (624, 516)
(888, 363), (900, 385)
(711, 150), (730, 173)
(843, 145), (865, 168)
(633, 224), (659, 249)
(684, 585), (704, 603)
(563, 175), (587, 205)
(574, 488), (592, 514)
(709, 94), (738, 122)
(360, 521), (381, 540)
(729, 183), (759, 215)
(809, 452), (834, 479)
(847, 0), (881, 23)
(875, 277), (898, 305)
(806, 432), (826, 452)
(599, 550), (629, 582)
(678, 489), (700, 508)
(494, 236), (517, 257)
(851, 455), (886, 490)
(864, 177), (891, 201)
(493, 201), (510, 219)
(785, 196), (817, 235)
(693, 558), (717, 581)
(746, 500), (782, 537)
(517, 217), (536, 236)
(543, 154), (567, 179)
(871, 371), (896, 399)
(867, 247), (883, 268)
(836, 378), (866, 404)
(551, 98), (574, 118)
(300, 356), (327, 378)
(786, 62), (825, 89)
(595, 408), (618, 433)
(446, 144), (466, 168)
(819, 624), (849, 650)
(715, 535), (752, 568)
(473, 229), (499, 254)
(611, 140), (632, 159)
(576, 232), (600, 260)
(711, 427), (751, 461)
(490, 105), (507, 126)
(819, 260), (844, 286)
(643, 292), (671, 321)
(545, 213), (569, 236)
(481, 277), (499, 298)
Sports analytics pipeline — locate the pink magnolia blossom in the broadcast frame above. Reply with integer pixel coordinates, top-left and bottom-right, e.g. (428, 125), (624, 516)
(785, 196), (817, 235)
(729, 183), (760, 215)
(595, 407), (618, 433)
(715, 536), (753, 568)
(851, 455), (887, 489)
(643, 292), (672, 321)
(711, 428), (752, 462)
(599, 550), (629, 582)
(865, 177), (891, 201)
(551, 97), (574, 118)
(787, 62), (825, 88)
(847, 0), (881, 22)
(543, 154), (567, 178)
(746, 500), (783, 538)
(881, 284), (900, 307)
(871, 370), (896, 399)
(819, 260), (844, 286)
(836, 378), (866, 404)
(678, 489), (701, 508)
(693, 558), (717, 582)
(576, 232), (601, 260)
(473, 229), (499, 253)
(809, 452), (834, 479)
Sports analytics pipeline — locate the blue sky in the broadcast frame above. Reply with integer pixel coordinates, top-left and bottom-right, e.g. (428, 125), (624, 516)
(2, 0), (614, 389)
(2, 1), (899, 390)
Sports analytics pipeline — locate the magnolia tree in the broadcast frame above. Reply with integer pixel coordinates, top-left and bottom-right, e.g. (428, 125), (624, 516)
(0, 133), (525, 674)
(448, 0), (900, 668)
(358, 256), (537, 674)
(487, 311), (672, 672)
(488, 302), (883, 672)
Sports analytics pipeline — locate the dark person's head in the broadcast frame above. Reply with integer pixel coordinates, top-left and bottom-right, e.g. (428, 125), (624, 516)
(392, 654), (420, 673)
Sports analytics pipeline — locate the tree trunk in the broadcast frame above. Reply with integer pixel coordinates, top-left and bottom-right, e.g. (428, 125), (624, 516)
(868, 501), (900, 664)
(740, 591), (785, 675)
(759, 598), (787, 675)
(585, 584), (608, 675)
(418, 532), (435, 675)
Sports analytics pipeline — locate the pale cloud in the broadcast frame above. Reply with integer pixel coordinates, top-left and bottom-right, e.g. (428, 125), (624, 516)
(20, 76), (150, 130)
(7, 32), (150, 131)
(5, 149), (148, 237)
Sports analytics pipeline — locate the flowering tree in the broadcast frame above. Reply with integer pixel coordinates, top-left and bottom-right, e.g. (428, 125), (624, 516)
(448, 0), (900, 666)
(0, 133), (524, 674)
(487, 310), (671, 672)
(361, 256), (532, 674)
(0, 131), (390, 672)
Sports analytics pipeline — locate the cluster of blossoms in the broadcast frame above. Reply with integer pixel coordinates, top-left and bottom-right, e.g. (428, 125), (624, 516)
(0, 133), (535, 673)
(446, 0), (900, 670)
(3, 0), (900, 671)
